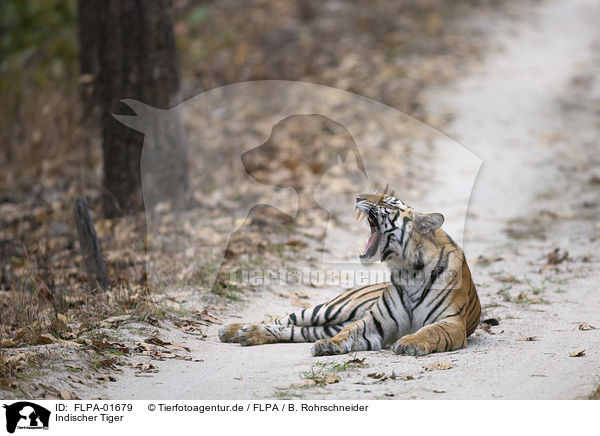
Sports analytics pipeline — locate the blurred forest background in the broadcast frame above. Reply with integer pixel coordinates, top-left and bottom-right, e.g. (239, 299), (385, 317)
(1, 0), (491, 200)
(0, 0), (497, 396)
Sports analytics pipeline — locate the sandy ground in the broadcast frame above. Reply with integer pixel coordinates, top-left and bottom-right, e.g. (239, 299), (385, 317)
(80, 0), (600, 400)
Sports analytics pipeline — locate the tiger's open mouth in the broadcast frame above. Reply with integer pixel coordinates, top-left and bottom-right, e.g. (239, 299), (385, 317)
(356, 208), (381, 262)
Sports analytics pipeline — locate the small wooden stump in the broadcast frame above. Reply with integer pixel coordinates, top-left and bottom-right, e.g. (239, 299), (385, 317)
(73, 197), (108, 291)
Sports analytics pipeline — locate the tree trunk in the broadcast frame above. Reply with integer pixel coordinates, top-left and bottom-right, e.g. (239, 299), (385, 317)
(78, 0), (188, 218)
(73, 197), (108, 291)
(77, 0), (100, 115)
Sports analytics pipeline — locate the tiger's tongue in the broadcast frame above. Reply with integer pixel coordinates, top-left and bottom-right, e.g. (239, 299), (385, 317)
(365, 231), (378, 252)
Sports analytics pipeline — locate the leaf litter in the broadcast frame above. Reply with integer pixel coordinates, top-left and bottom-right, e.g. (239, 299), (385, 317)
(423, 361), (454, 371)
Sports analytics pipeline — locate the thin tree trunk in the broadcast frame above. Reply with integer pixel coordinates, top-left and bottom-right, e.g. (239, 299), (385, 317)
(73, 197), (108, 291)
(79, 0), (188, 218)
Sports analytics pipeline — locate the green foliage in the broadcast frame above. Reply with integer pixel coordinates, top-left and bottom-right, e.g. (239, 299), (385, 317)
(0, 0), (78, 85)
(187, 5), (208, 29)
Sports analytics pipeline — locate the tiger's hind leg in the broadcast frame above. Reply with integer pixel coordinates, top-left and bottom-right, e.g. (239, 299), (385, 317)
(218, 283), (386, 345)
(219, 323), (349, 346)
(217, 310), (319, 345)
(218, 323), (245, 343)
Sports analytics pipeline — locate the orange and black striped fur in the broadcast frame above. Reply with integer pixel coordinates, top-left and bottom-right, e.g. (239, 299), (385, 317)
(219, 191), (481, 356)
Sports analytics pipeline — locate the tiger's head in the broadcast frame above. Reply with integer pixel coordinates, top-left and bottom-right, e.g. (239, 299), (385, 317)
(355, 190), (444, 265)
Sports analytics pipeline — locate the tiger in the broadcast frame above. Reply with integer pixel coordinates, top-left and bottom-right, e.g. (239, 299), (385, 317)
(219, 190), (481, 356)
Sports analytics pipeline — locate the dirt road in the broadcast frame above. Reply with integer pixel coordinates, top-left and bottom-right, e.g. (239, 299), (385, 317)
(81, 0), (600, 400)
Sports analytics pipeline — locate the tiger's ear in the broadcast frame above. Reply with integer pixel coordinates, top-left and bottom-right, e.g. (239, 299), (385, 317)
(414, 212), (444, 234)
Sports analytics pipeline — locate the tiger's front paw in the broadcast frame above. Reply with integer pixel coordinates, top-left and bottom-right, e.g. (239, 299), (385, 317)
(218, 323), (244, 343)
(237, 324), (277, 346)
(391, 336), (431, 356)
(311, 339), (346, 356)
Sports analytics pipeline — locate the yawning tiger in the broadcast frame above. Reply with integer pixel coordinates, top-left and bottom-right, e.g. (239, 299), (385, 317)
(219, 190), (481, 356)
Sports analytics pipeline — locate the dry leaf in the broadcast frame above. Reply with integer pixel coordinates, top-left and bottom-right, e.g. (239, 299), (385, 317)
(498, 274), (519, 283)
(59, 389), (72, 400)
(294, 372), (341, 387)
(324, 373), (340, 384)
(423, 361), (454, 371)
(474, 255), (503, 266)
(291, 299), (312, 308)
(145, 337), (171, 347)
(177, 325), (205, 337)
(132, 362), (158, 373)
(589, 175), (600, 185)
(67, 375), (85, 384)
(516, 336), (538, 341)
(58, 339), (84, 348)
(0, 338), (15, 347)
(192, 309), (222, 325)
(292, 291), (310, 299)
(102, 314), (132, 327)
(285, 238), (307, 248)
(91, 340), (113, 349)
(91, 340), (129, 354)
(153, 351), (177, 360)
(166, 343), (190, 352)
(35, 334), (55, 345)
(346, 357), (366, 367)
(578, 323), (596, 331)
(99, 358), (117, 367)
(547, 248), (568, 265)
(291, 379), (317, 388)
(516, 293), (544, 304)
(96, 375), (115, 383)
(569, 350), (585, 357)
